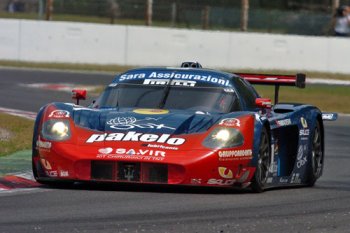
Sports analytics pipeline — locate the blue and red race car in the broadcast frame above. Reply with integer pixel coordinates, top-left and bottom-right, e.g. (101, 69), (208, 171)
(32, 62), (337, 192)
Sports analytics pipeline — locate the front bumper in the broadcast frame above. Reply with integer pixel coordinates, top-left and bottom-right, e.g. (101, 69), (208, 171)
(33, 143), (255, 187)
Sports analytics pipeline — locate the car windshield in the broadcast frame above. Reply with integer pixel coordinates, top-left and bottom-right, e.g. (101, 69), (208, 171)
(93, 83), (240, 113)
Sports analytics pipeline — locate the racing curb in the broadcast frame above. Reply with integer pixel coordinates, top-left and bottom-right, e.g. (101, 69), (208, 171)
(0, 150), (40, 193)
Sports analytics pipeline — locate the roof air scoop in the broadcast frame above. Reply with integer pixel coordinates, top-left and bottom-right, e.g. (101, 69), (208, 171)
(181, 62), (202, 68)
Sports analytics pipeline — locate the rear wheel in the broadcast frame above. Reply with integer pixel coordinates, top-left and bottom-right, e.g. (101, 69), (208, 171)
(251, 127), (271, 193)
(307, 121), (323, 186)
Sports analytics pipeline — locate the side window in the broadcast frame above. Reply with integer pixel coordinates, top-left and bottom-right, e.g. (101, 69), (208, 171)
(233, 78), (258, 110)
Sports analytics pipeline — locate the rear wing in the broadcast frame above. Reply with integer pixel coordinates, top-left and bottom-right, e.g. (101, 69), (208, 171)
(236, 73), (306, 104)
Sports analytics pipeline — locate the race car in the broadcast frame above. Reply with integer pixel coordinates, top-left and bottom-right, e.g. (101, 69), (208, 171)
(32, 62), (337, 192)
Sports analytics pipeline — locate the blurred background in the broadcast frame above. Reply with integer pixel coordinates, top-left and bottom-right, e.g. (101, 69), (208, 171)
(1, 0), (350, 36)
(2, 0), (350, 74)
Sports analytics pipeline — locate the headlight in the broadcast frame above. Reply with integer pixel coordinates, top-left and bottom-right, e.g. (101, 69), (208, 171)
(42, 120), (71, 141)
(202, 127), (244, 149)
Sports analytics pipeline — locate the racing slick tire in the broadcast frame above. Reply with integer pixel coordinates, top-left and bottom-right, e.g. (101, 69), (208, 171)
(306, 120), (324, 187)
(251, 127), (271, 193)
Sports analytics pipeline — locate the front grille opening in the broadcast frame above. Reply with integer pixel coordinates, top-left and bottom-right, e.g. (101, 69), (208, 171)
(91, 161), (168, 184)
(91, 161), (114, 180)
(143, 163), (168, 183)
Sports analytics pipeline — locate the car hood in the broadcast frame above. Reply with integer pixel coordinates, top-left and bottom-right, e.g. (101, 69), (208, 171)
(72, 107), (223, 135)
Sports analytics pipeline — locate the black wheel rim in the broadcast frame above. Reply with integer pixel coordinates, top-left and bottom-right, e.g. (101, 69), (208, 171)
(257, 131), (270, 184)
(312, 126), (322, 177)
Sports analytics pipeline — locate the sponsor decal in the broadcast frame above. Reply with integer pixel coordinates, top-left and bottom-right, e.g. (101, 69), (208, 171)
(96, 148), (166, 161)
(143, 79), (196, 87)
(300, 117), (308, 128)
(142, 144), (179, 150)
(276, 119), (292, 127)
(218, 167), (234, 179)
(46, 171), (58, 177)
(86, 131), (185, 145)
(223, 88), (235, 93)
(48, 110), (70, 118)
(40, 159), (52, 170)
(191, 179), (202, 185)
(100, 154), (165, 161)
(269, 162), (278, 174)
(119, 72), (230, 87)
(60, 170), (69, 177)
(119, 73), (146, 80)
(36, 139), (52, 150)
(218, 149), (253, 161)
(115, 148), (166, 157)
(266, 177), (273, 184)
(133, 109), (169, 115)
(98, 147), (113, 154)
(296, 145), (307, 168)
(107, 117), (175, 130)
(218, 118), (240, 127)
(207, 179), (235, 185)
(279, 177), (288, 183)
(291, 173), (301, 184)
(299, 129), (310, 136)
(322, 113), (336, 120)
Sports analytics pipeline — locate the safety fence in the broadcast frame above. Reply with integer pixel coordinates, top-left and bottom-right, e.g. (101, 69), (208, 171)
(1, 0), (349, 36)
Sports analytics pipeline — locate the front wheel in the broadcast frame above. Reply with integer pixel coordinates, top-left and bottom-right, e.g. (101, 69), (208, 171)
(306, 121), (324, 186)
(251, 127), (271, 193)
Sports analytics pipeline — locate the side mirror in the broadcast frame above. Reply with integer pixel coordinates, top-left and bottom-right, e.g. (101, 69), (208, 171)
(255, 98), (272, 109)
(72, 89), (87, 105)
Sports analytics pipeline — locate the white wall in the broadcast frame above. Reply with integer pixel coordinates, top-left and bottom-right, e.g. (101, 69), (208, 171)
(1, 19), (349, 73)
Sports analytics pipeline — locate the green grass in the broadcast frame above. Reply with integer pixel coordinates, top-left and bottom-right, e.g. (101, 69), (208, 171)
(0, 12), (185, 28)
(0, 60), (134, 73)
(1, 60), (350, 81)
(0, 12), (142, 25)
(256, 85), (350, 113)
(0, 113), (34, 157)
(229, 69), (350, 81)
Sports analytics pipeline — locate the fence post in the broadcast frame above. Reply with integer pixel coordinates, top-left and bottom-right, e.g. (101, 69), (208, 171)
(241, 0), (249, 31)
(38, 0), (44, 19)
(146, 0), (153, 26)
(45, 0), (54, 21)
(202, 5), (210, 30)
(171, 2), (176, 27)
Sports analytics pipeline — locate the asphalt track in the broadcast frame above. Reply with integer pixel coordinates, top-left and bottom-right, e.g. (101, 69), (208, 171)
(0, 68), (350, 233)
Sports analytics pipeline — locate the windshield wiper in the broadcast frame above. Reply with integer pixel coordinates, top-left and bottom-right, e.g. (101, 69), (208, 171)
(158, 78), (174, 109)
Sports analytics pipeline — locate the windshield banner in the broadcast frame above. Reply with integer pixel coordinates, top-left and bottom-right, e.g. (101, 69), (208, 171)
(116, 70), (231, 87)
